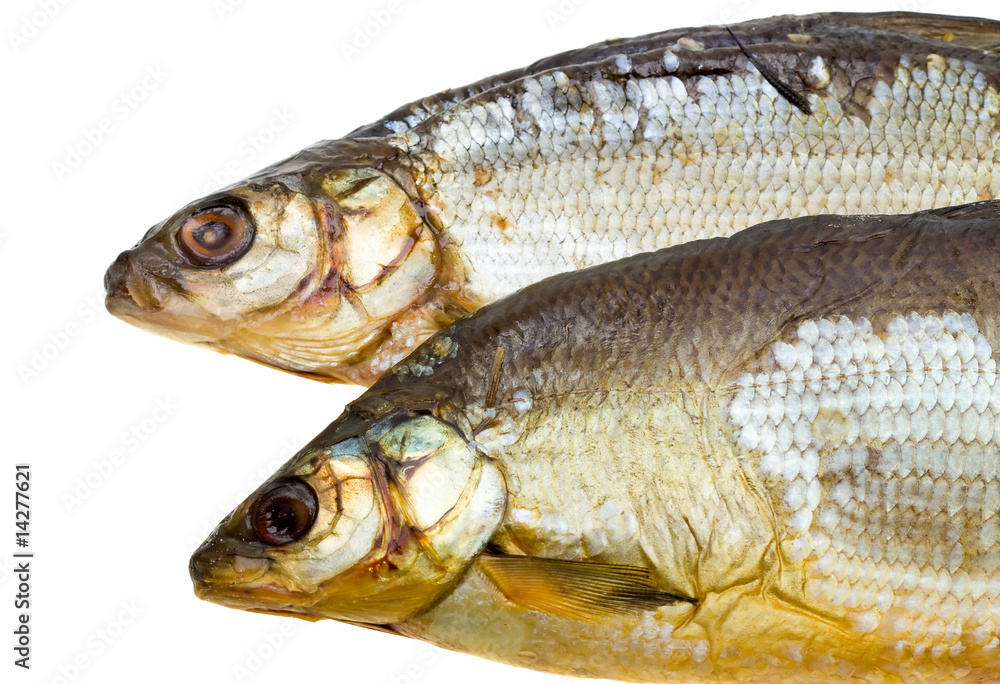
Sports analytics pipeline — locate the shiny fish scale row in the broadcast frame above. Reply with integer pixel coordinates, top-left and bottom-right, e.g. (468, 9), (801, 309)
(728, 311), (1000, 658)
(391, 53), (1000, 301)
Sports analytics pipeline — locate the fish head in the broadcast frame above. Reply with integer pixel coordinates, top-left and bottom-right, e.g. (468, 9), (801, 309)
(105, 147), (440, 383)
(190, 406), (507, 624)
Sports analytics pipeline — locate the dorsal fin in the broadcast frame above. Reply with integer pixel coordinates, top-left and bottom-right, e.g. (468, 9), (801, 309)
(726, 27), (811, 115)
(830, 12), (1000, 50)
(920, 199), (1000, 220)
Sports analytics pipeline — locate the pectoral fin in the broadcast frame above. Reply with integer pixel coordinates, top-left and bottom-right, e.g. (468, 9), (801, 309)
(476, 553), (696, 623)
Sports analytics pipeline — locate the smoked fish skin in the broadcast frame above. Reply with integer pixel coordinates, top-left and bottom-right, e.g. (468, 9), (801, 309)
(108, 12), (1000, 385)
(193, 201), (1000, 682)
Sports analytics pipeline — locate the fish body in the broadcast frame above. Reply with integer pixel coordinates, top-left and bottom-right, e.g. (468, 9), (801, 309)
(107, 12), (1000, 384)
(193, 200), (1000, 682)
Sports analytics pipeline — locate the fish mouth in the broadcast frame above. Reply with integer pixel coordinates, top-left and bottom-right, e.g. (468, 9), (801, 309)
(103, 251), (230, 345)
(104, 289), (163, 318)
(105, 292), (222, 346)
(189, 533), (272, 585)
(194, 580), (325, 622)
(104, 251), (168, 313)
(192, 571), (322, 618)
(193, 579), (299, 605)
(190, 539), (328, 619)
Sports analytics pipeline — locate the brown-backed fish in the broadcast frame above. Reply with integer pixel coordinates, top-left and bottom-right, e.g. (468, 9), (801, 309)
(107, 12), (1000, 385)
(193, 200), (1000, 682)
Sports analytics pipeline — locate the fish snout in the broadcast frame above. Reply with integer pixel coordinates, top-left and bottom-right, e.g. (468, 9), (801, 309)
(104, 250), (169, 313)
(190, 534), (271, 594)
(104, 251), (133, 299)
(189, 552), (207, 584)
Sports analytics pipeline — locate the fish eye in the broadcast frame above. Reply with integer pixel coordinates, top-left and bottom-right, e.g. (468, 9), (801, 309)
(250, 478), (318, 546)
(177, 205), (254, 268)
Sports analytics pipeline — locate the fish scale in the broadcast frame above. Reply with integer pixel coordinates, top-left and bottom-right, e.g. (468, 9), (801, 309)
(727, 311), (1000, 653)
(399, 49), (1000, 302)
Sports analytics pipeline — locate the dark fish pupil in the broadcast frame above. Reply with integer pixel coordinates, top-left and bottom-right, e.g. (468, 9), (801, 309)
(267, 500), (299, 535)
(251, 478), (318, 546)
(193, 221), (231, 249)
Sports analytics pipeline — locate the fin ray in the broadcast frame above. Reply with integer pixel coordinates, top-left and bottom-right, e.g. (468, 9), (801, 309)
(831, 12), (1000, 50)
(477, 553), (696, 623)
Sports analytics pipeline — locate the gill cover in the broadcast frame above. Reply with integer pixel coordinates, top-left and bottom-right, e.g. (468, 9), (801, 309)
(310, 412), (506, 622)
(264, 167), (441, 382)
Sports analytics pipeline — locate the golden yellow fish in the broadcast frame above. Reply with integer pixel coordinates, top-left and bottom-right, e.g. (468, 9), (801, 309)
(192, 201), (1000, 681)
(107, 12), (1000, 385)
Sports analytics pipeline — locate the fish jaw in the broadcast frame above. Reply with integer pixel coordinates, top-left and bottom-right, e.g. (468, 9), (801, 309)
(191, 557), (317, 619)
(104, 272), (231, 347)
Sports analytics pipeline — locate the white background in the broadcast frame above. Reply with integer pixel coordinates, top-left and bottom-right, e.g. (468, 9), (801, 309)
(2, 0), (998, 682)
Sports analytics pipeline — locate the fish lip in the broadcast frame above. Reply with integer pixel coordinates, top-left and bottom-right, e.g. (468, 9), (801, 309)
(192, 579), (212, 600)
(192, 579), (288, 611)
(193, 577), (307, 612)
(194, 583), (321, 622)
(103, 256), (130, 300)
(104, 254), (229, 345)
(104, 290), (164, 316)
(104, 251), (169, 313)
(189, 554), (271, 587)
(190, 532), (274, 592)
(103, 291), (227, 345)
(104, 304), (223, 346)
